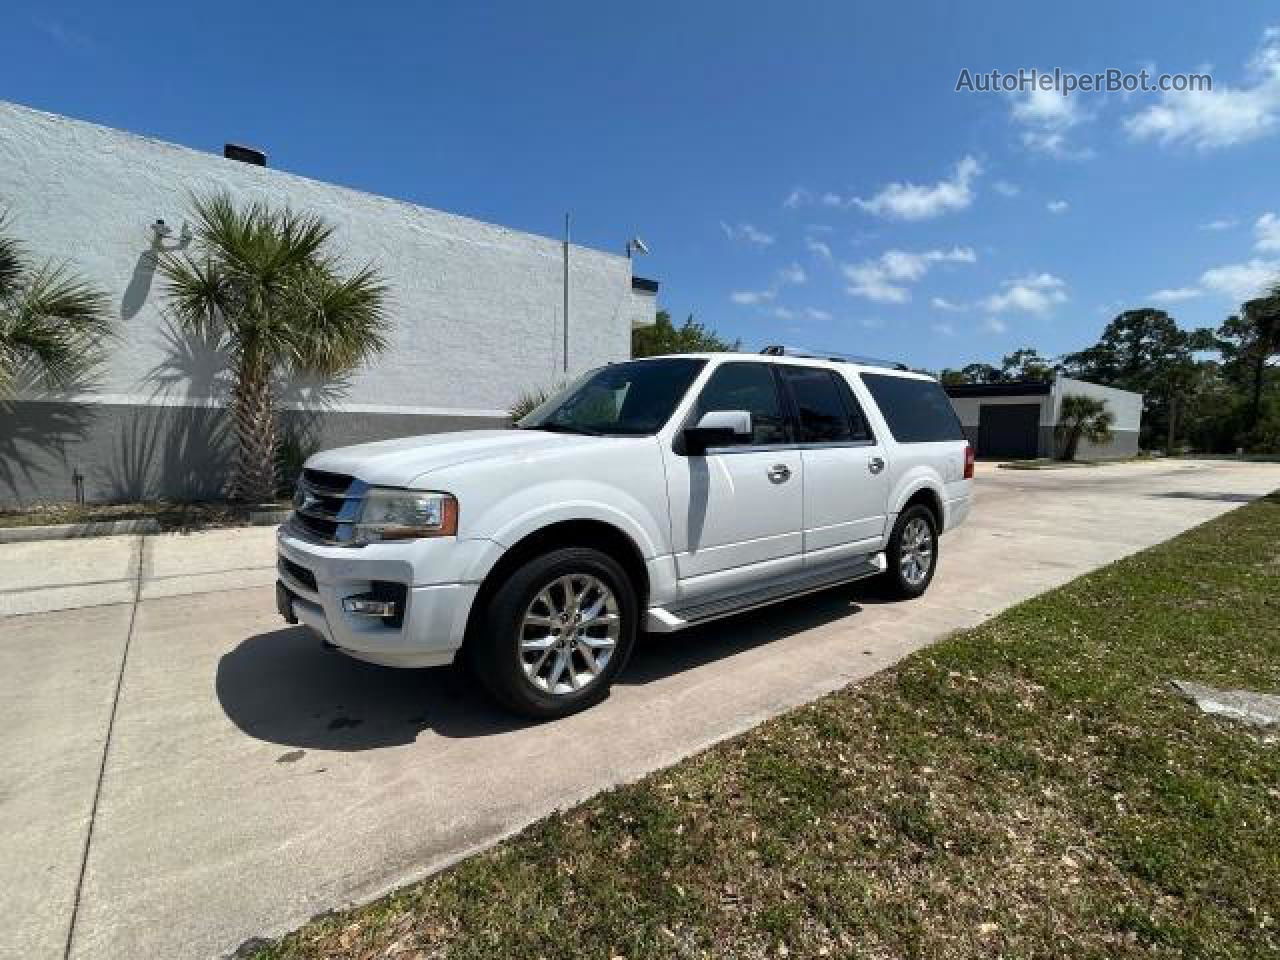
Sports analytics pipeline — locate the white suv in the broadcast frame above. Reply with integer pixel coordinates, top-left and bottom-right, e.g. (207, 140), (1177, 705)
(276, 351), (973, 718)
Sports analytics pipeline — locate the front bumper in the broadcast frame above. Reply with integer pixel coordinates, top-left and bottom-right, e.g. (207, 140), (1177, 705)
(275, 528), (481, 668)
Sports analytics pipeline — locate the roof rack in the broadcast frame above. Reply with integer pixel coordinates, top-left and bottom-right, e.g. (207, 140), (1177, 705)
(760, 344), (908, 371)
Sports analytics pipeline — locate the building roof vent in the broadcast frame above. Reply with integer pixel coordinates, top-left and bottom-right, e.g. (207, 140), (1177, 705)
(223, 143), (267, 166)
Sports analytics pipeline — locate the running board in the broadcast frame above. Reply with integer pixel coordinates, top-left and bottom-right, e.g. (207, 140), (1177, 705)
(645, 553), (886, 633)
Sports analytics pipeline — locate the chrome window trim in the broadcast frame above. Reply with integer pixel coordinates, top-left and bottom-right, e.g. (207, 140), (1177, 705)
(700, 439), (879, 455)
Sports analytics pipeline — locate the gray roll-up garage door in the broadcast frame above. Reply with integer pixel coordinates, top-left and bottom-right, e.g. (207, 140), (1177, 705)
(977, 403), (1041, 459)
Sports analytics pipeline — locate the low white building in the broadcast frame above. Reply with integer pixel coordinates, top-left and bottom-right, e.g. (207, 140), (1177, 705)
(0, 101), (657, 506)
(946, 376), (1143, 460)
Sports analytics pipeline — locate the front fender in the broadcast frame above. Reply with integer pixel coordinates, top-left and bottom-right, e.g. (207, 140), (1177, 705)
(458, 479), (667, 583)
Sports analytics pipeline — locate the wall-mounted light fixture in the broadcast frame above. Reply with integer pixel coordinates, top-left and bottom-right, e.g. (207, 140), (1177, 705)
(150, 219), (192, 246)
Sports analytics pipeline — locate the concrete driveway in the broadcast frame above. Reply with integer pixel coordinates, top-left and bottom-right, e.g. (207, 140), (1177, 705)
(2, 459), (1277, 960)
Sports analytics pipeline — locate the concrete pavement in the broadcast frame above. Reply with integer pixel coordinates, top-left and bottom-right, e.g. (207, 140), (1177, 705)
(1, 459), (1277, 959)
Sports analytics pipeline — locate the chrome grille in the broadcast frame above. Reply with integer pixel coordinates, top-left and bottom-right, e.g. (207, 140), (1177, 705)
(288, 469), (367, 545)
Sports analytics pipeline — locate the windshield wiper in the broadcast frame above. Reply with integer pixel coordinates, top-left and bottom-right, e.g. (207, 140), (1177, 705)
(524, 423), (603, 436)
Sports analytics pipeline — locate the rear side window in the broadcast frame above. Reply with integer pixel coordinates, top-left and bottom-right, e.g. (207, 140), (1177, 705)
(860, 373), (964, 443)
(779, 366), (868, 443)
(695, 362), (789, 445)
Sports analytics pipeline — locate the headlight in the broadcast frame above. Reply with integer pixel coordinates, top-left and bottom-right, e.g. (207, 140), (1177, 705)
(353, 489), (458, 543)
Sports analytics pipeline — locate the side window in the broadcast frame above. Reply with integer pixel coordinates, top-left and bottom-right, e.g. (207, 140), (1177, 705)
(834, 375), (873, 442)
(860, 373), (965, 443)
(779, 366), (858, 443)
(694, 362), (789, 445)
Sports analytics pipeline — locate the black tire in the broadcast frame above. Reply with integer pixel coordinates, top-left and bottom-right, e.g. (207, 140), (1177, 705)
(879, 504), (939, 600)
(467, 547), (637, 720)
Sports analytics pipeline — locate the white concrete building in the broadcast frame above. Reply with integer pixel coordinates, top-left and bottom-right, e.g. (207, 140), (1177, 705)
(946, 376), (1143, 460)
(0, 101), (656, 505)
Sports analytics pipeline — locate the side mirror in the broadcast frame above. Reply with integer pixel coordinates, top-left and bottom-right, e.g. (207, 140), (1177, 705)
(683, 410), (752, 454)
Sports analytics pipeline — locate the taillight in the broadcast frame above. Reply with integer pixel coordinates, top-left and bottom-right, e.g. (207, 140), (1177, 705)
(963, 443), (975, 479)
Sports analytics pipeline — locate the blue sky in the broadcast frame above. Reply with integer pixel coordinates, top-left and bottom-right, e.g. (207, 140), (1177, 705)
(4, 2), (1280, 371)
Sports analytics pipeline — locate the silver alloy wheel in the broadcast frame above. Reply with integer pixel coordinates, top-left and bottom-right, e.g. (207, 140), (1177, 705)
(519, 573), (621, 696)
(899, 516), (934, 587)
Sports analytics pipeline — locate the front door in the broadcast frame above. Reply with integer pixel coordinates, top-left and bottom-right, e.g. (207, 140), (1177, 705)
(777, 365), (891, 566)
(663, 362), (803, 599)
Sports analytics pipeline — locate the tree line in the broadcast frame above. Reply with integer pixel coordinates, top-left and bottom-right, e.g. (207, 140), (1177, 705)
(937, 303), (1280, 454)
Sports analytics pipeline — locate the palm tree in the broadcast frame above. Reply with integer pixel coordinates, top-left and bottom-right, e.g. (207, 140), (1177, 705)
(160, 193), (390, 501)
(1055, 394), (1116, 461)
(0, 215), (112, 407)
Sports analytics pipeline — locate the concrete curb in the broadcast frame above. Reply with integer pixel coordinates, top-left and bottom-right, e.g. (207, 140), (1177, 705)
(0, 518), (161, 543)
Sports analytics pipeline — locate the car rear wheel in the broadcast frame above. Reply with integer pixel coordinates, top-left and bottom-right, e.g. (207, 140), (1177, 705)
(880, 504), (939, 600)
(469, 547), (637, 719)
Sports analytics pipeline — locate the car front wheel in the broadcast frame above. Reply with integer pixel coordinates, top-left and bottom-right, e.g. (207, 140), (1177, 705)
(880, 504), (939, 600)
(469, 547), (637, 720)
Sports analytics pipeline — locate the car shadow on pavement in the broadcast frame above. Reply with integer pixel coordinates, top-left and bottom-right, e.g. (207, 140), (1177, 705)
(216, 581), (882, 751)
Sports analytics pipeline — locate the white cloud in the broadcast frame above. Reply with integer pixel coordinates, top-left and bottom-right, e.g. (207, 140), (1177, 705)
(729, 261), (808, 307)
(1200, 217), (1239, 231)
(843, 263), (910, 303)
(1147, 287), (1203, 304)
(805, 307), (832, 322)
(930, 296), (965, 311)
(1009, 86), (1094, 158)
(720, 221), (775, 246)
(860, 317), (885, 329)
(852, 156), (982, 221)
(777, 262), (807, 285)
(772, 306), (797, 321)
(805, 236), (832, 260)
(1125, 28), (1280, 149)
(1255, 211), (1280, 251)
(1200, 258), (1280, 301)
(783, 187), (811, 209)
(1047, 199), (1070, 214)
(983, 317), (1009, 334)
(821, 192), (845, 208)
(931, 321), (956, 336)
(1012, 87), (1081, 129)
(843, 246), (978, 303)
(993, 180), (1021, 197)
(981, 273), (1068, 315)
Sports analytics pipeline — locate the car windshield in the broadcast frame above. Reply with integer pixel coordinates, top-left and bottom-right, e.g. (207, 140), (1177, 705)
(519, 358), (707, 437)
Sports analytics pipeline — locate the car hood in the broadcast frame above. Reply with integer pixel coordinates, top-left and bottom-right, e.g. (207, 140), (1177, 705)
(303, 429), (608, 488)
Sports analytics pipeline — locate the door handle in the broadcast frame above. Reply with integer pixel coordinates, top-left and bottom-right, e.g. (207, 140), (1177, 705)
(868, 456), (885, 475)
(767, 464), (792, 484)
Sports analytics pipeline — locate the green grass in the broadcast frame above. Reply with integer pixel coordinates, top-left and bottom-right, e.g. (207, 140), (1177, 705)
(253, 493), (1280, 960)
(0, 499), (289, 531)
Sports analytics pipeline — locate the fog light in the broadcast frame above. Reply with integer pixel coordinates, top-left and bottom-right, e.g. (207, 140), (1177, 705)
(342, 594), (398, 617)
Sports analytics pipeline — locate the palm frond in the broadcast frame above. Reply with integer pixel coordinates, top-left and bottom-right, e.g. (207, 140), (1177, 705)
(0, 213), (25, 298)
(0, 261), (112, 401)
(158, 252), (236, 339)
(284, 263), (390, 376)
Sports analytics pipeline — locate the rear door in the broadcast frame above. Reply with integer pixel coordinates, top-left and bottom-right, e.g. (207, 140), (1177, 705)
(663, 361), (803, 598)
(777, 365), (890, 566)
